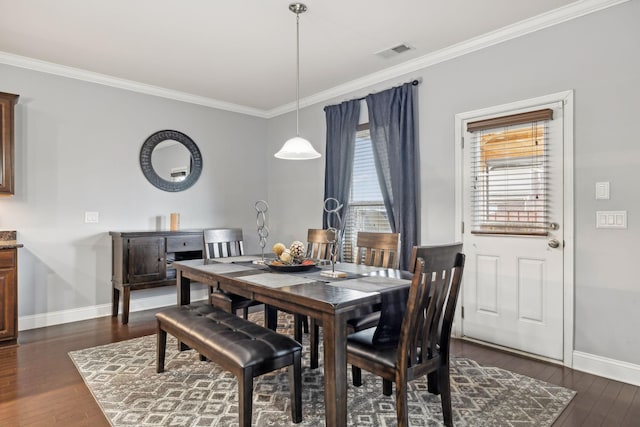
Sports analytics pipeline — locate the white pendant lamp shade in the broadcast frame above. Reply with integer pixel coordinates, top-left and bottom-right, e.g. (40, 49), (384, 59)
(275, 136), (321, 160)
(274, 3), (321, 160)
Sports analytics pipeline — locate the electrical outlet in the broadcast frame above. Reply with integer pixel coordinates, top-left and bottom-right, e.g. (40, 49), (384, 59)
(596, 211), (626, 229)
(85, 211), (99, 224)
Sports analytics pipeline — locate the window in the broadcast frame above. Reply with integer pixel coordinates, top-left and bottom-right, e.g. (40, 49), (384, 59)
(342, 126), (392, 261)
(468, 109), (553, 235)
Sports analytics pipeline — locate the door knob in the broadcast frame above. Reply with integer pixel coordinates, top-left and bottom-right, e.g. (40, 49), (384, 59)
(548, 239), (560, 248)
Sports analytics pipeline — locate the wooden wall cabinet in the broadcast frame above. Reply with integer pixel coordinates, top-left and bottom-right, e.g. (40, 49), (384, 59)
(110, 230), (203, 324)
(0, 248), (19, 346)
(0, 92), (19, 195)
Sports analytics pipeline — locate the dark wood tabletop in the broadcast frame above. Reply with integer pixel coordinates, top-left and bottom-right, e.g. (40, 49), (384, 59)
(173, 258), (411, 427)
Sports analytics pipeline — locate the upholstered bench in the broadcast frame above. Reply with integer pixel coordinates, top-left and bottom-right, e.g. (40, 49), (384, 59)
(155, 303), (302, 426)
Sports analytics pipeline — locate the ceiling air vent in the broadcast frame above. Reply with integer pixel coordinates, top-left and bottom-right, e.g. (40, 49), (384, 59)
(375, 43), (414, 59)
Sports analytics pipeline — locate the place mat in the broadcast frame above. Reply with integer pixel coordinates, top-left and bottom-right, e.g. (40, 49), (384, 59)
(328, 275), (410, 292)
(303, 268), (362, 282)
(238, 272), (319, 288)
(192, 262), (256, 274)
(328, 263), (386, 275)
(213, 255), (263, 264)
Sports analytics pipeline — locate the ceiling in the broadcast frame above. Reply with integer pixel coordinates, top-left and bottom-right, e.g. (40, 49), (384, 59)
(0, 0), (614, 116)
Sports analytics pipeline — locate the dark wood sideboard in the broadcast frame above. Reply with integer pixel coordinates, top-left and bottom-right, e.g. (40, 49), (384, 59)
(110, 230), (204, 324)
(0, 235), (23, 347)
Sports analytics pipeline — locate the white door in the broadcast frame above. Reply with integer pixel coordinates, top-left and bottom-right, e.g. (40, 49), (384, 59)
(460, 96), (570, 361)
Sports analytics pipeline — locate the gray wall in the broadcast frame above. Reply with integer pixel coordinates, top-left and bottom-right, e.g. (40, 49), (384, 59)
(0, 64), (269, 319)
(266, 1), (640, 366)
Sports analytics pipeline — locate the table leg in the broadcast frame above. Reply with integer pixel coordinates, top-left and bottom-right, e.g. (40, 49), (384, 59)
(323, 311), (348, 427)
(265, 305), (278, 330)
(176, 270), (191, 306)
(176, 270), (191, 351)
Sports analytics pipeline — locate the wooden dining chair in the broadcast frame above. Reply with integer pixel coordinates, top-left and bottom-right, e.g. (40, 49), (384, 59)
(353, 231), (401, 269)
(204, 228), (263, 320)
(276, 229), (335, 343)
(306, 228), (335, 261)
(309, 231), (401, 368)
(347, 244), (465, 427)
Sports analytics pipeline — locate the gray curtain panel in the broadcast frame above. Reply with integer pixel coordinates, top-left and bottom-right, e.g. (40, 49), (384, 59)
(366, 82), (419, 270)
(322, 99), (360, 234)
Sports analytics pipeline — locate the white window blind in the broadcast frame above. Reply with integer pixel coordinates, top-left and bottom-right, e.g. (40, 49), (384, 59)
(342, 128), (392, 261)
(468, 109), (553, 236)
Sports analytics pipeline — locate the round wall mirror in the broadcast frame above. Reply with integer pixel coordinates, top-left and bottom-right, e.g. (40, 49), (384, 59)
(140, 130), (203, 192)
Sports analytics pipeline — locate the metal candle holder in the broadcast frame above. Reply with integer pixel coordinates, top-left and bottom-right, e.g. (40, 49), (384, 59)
(254, 200), (269, 264)
(322, 197), (346, 277)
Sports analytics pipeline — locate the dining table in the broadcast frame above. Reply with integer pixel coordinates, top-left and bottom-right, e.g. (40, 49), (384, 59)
(172, 256), (411, 427)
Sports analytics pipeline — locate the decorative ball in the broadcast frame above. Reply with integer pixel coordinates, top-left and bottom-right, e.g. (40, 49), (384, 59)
(279, 250), (292, 263)
(273, 243), (286, 256)
(290, 241), (306, 260)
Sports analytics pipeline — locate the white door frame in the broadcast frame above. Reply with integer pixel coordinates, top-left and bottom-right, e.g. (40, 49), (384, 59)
(453, 90), (575, 367)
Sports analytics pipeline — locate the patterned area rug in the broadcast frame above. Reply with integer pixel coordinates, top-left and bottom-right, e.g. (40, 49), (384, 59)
(69, 313), (575, 426)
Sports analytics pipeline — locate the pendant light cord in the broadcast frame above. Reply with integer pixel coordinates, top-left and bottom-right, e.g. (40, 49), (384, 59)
(295, 11), (300, 136)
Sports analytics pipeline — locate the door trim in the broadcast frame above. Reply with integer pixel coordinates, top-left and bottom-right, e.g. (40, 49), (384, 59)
(453, 90), (574, 367)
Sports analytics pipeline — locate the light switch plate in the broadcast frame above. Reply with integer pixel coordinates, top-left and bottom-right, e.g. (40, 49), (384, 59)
(596, 211), (626, 229)
(596, 182), (610, 200)
(85, 211), (99, 224)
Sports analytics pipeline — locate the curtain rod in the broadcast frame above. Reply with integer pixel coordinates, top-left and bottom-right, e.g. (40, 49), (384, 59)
(324, 79), (421, 110)
(353, 79), (420, 102)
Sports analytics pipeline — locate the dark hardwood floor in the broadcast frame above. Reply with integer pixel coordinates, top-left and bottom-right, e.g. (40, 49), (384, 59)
(1, 308), (638, 426)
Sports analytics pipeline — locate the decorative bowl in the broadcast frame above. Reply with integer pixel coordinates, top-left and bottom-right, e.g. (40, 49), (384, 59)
(267, 259), (317, 272)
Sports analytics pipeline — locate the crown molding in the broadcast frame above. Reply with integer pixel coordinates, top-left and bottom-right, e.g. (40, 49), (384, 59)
(0, 0), (628, 119)
(265, 0), (630, 118)
(0, 51), (270, 118)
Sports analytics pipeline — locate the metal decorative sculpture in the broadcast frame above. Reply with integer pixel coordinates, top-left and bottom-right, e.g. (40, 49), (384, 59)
(254, 200), (269, 264)
(321, 197), (346, 277)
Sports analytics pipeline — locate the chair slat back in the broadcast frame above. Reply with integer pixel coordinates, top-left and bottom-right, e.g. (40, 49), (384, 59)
(354, 232), (400, 268)
(398, 245), (465, 373)
(203, 228), (244, 259)
(306, 229), (334, 260)
(408, 243), (464, 274)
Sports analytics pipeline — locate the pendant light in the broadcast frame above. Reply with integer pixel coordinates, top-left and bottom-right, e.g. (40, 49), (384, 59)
(274, 3), (321, 160)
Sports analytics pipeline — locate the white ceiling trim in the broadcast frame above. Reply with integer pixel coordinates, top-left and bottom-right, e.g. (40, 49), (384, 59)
(0, 51), (270, 118)
(0, 0), (628, 119)
(266, 0), (630, 118)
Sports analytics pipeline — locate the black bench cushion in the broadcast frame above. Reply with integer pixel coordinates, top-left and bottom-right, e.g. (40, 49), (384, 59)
(156, 303), (301, 369)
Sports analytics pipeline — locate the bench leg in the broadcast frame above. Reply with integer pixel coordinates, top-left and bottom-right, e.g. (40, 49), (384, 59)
(157, 325), (167, 373)
(238, 369), (253, 427)
(289, 350), (302, 423)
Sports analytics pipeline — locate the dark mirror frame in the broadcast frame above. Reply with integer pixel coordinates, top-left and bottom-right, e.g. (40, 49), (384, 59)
(140, 130), (202, 192)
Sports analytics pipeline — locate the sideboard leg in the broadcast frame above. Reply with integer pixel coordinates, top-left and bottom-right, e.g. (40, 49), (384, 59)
(122, 287), (130, 325)
(112, 287), (120, 317)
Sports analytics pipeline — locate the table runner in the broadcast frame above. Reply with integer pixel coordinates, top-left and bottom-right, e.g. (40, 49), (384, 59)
(327, 275), (410, 292)
(238, 272), (319, 288)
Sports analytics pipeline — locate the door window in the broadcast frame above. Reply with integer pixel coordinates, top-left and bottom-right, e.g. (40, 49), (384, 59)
(468, 109), (553, 236)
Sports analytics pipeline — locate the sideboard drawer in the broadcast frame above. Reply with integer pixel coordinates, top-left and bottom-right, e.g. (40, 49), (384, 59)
(0, 250), (16, 268)
(166, 235), (203, 252)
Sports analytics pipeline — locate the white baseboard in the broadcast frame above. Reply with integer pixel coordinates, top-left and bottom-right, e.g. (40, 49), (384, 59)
(18, 288), (208, 331)
(573, 350), (640, 387)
